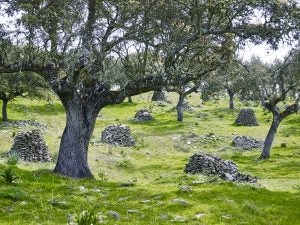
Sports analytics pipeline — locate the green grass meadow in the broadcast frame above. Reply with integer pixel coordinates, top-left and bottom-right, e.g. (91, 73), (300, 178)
(0, 93), (299, 225)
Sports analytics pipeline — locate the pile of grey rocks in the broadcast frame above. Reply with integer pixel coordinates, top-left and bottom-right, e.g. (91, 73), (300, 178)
(2, 120), (47, 129)
(9, 129), (52, 162)
(152, 91), (167, 101)
(235, 108), (259, 126)
(134, 109), (153, 122)
(184, 152), (256, 182)
(101, 125), (135, 147)
(232, 136), (263, 150)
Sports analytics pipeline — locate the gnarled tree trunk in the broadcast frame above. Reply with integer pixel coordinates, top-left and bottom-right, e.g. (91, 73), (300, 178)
(53, 96), (101, 178)
(260, 113), (280, 159)
(176, 94), (185, 122)
(1, 99), (8, 122)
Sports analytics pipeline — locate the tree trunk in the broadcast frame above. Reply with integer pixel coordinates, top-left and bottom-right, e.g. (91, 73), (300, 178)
(260, 113), (281, 159)
(2, 99), (8, 122)
(54, 97), (100, 178)
(128, 96), (133, 103)
(176, 94), (185, 122)
(227, 89), (235, 110)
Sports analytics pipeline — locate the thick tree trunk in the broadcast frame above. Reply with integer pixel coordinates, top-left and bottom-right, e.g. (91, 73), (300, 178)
(54, 97), (100, 178)
(2, 99), (8, 122)
(176, 94), (185, 122)
(260, 114), (280, 159)
(128, 96), (133, 103)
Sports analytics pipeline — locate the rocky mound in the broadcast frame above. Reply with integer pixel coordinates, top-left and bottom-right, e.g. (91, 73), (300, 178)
(134, 109), (153, 122)
(9, 130), (52, 162)
(232, 136), (263, 150)
(184, 152), (256, 182)
(152, 91), (167, 101)
(235, 109), (259, 126)
(101, 125), (135, 147)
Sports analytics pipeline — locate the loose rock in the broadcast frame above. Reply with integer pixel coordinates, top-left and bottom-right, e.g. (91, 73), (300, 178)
(179, 185), (192, 192)
(171, 198), (189, 206)
(184, 152), (256, 183)
(127, 209), (139, 214)
(107, 211), (121, 220)
(134, 109), (153, 122)
(9, 129), (52, 162)
(232, 136), (263, 150)
(101, 125), (135, 147)
(235, 108), (259, 126)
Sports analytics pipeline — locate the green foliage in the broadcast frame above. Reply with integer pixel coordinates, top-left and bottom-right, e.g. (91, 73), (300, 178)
(116, 158), (134, 169)
(0, 187), (30, 201)
(75, 210), (99, 225)
(0, 167), (19, 184)
(6, 151), (20, 166)
(97, 171), (108, 183)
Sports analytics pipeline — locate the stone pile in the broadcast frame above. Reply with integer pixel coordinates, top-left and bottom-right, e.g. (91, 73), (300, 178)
(101, 125), (135, 147)
(184, 152), (256, 182)
(134, 109), (153, 122)
(151, 91), (167, 101)
(232, 136), (263, 150)
(9, 129), (52, 162)
(235, 109), (259, 126)
(2, 120), (47, 129)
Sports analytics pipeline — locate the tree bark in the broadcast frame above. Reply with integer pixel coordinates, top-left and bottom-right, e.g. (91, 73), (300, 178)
(1, 99), (8, 122)
(176, 94), (185, 122)
(53, 96), (100, 178)
(128, 96), (133, 103)
(260, 113), (280, 159)
(227, 89), (235, 109)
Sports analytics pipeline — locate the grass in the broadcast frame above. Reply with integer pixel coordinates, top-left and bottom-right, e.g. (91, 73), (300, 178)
(0, 94), (299, 224)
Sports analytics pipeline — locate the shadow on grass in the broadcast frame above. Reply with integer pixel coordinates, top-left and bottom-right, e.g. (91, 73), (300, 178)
(10, 102), (65, 116)
(128, 117), (186, 135)
(106, 102), (139, 109)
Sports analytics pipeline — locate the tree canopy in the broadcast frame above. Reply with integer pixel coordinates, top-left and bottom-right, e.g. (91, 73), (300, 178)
(0, 0), (299, 178)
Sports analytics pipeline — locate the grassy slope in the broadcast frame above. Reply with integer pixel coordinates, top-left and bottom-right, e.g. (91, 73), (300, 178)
(0, 93), (299, 225)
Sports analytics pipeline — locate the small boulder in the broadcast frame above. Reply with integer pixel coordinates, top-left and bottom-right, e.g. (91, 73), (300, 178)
(107, 211), (121, 220)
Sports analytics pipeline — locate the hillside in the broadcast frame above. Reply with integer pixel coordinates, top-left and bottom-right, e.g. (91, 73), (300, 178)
(0, 93), (300, 225)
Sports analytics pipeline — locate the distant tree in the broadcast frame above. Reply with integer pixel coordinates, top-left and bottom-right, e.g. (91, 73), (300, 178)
(0, 72), (50, 121)
(166, 82), (200, 122)
(248, 51), (300, 159)
(199, 58), (260, 109)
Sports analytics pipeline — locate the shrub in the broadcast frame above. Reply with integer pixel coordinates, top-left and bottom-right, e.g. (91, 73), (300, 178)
(0, 167), (19, 184)
(97, 171), (108, 183)
(116, 158), (134, 168)
(6, 151), (20, 166)
(75, 210), (100, 225)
